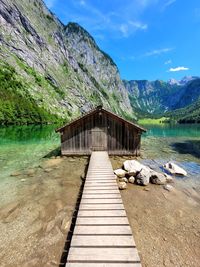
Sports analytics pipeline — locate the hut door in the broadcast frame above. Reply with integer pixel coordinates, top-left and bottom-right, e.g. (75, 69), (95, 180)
(91, 127), (107, 151)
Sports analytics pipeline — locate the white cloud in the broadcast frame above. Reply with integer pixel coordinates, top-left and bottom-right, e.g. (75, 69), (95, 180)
(45, 0), (56, 8)
(169, 66), (189, 72)
(119, 20), (148, 37)
(129, 21), (148, 30)
(165, 59), (172, 65)
(143, 47), (173, 57)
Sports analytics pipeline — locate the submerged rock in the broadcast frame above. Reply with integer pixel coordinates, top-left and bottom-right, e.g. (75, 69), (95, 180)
(114, 169), (126, 178)
(163, 162), (187, 176)
(118, 182), (127, 190)
(61, 217), (70, 231)
(10, 171), (21, 177)
(128, 176), (135, 184)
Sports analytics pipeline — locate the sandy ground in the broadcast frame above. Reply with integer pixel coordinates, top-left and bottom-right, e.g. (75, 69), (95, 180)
(111, 156), (200, 267)
(0, 156), (88, 267)
(1, 155), (200, 267)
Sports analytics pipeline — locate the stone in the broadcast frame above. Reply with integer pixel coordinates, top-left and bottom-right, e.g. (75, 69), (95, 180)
(46, 220), (56, 233)
(128, 176), (135, 184)
(164, 173), (174, 183)
(44, 168), (53, 173)
(114, 169), (126, 178)
(0, 202), (20, 218)
(120, 177), (128, 183)
(61, 217), (70, 231)
(26, 169), (35, 176)
(136, 168), (150, 186)
(10, 171), (21, 177)
(143, 187), (150, 191)
(163, 162), (187, 176)
(20, 178), (26, 182)
(123, 160), (147, 176)
(163, 184), (174, 192)
(118, 182), (127, 190)
(150, 171), (167, 185)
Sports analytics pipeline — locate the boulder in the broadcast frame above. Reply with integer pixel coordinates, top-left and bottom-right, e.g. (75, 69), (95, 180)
(114, 169), (126, 178)
(136, 169), (150, 186)
(123, 160), (147, 176)
(118, 182), (127, 190)
(128, 176), (135, 184)
(163, 162), (187, 176)
(150, 171), (167, 185)
(120, 177), (128, 183)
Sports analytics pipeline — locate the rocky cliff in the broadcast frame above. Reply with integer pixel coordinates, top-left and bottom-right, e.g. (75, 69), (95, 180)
(0, 0), (133, 124)
(124, 78), (200, 116)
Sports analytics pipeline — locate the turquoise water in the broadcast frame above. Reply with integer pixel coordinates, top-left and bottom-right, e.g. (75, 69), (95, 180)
(0, 125), (60, 180)
(0, 123), (199, 181)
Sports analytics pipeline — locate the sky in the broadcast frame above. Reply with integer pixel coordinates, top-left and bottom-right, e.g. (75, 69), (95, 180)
(44, 0), (200, 81)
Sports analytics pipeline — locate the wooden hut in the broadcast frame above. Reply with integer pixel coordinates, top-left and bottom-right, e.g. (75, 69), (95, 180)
(56, 105), (146, 156)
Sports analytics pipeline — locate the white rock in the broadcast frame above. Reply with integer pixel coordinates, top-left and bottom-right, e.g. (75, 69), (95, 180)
(163, 162), (187, 176)
(164, 173), (174, 183)
(128, 176), (135, 184)
(114, 169), (126, 178)
(136, 168), (150, 186)
(150, 171), (167, 185)
(163, 184), (174, 192)
(123, 160), (148, 176)
(118, 182), (127, 190)
(121, 177), (128, 183)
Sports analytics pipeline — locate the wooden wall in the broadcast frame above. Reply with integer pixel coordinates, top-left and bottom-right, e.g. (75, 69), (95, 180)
(60, 110), (142, 156)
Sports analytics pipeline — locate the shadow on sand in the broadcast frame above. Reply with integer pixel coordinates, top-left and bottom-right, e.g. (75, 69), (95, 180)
(171, 140), (200, 159)
(43, 147), (61, 158)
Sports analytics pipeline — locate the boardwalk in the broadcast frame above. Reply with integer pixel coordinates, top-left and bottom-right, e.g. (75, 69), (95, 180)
(66, 151), (142, 267)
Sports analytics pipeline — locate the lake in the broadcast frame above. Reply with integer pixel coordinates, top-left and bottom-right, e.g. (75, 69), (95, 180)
(0, 123), (200, 186)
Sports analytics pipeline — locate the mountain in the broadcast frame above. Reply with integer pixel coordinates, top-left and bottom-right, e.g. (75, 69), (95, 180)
(0, 0), (133, 124)
(124, 78), (200, 120)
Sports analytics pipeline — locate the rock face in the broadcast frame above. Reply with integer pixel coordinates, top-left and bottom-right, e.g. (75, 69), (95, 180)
(124, 78), (200, 117)
(0, 0), (134, 124)
(163, 162), (187, 176)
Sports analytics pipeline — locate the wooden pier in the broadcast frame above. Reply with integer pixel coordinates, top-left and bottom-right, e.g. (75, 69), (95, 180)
(66, 151), (142, 267)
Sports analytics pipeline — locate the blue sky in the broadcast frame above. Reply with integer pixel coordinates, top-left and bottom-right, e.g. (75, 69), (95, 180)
(44, 0), (200, 81)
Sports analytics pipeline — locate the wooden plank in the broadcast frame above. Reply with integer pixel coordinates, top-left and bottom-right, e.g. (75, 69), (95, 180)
(81, 199), (123, 204)
(70, 235), (136, 247)
(76, 217), (129, 225)
(83, 190), (119, 194)
(67, 247), (140, 262)
(79, 204), (125, 210)
(73, 225), (133, 235)
(82, 194), (121, 199)
(66, 152), (141, 266)
(78, 210), (126, 217)
(66, 263), (141, 267)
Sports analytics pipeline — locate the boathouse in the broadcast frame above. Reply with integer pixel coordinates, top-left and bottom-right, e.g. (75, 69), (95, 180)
(56, 105), (146, 156)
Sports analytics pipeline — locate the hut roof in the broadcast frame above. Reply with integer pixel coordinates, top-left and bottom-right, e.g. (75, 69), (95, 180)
(55, 105), (146, 133)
